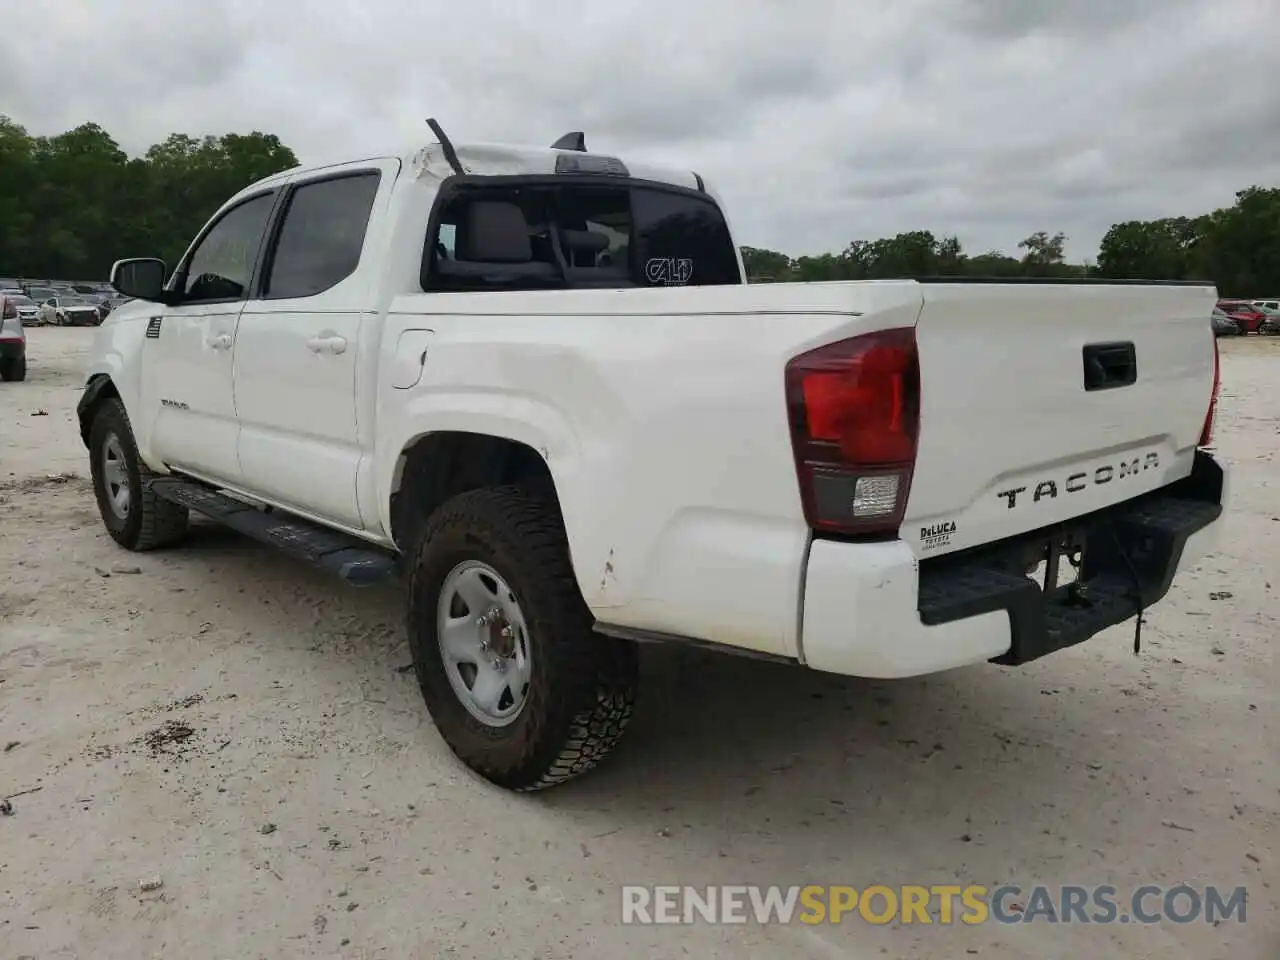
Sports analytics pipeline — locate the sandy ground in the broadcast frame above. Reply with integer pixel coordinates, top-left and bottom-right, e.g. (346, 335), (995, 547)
(0, 326), (1276, 960)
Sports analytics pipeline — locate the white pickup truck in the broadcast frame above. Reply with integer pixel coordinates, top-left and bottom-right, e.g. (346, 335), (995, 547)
(80, 123), (1228, 791)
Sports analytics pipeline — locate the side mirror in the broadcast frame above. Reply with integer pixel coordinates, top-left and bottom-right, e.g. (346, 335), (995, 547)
(111, 258), (168, 302)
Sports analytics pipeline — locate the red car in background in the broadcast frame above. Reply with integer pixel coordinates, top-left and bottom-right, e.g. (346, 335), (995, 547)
(1217, 300), (1266, 334)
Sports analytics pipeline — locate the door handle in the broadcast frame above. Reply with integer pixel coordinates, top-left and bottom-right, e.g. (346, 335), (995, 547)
(1082, 341), (1137, 391)
(306, 335), (348, 355)
(206, 333), (232, 350)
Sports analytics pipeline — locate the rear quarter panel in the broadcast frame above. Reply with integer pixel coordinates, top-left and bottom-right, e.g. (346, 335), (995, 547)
(376, 282), (923, 658)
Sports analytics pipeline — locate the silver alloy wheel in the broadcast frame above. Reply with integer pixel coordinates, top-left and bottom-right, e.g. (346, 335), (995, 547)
(101, 432), (130, 519)
(437, 560), (533, 727)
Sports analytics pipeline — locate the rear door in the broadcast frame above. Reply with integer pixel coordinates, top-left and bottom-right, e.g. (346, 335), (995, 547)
(233, 158), (398, 529)
(143, 189), (279, 483)
(905, 281), (1217, 557)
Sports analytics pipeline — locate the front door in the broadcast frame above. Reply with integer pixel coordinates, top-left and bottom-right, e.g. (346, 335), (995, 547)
(234, 161), (396, 529)
(142, 190), (278, 483)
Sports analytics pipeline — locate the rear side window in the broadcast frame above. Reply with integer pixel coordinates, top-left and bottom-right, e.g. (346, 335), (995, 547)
(422, 180), (741, 292)
(264, 172), (381, 300)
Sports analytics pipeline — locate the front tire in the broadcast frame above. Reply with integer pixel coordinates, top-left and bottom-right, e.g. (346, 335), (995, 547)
(88, 398), (189, 550)
(408, 486), (637, 790)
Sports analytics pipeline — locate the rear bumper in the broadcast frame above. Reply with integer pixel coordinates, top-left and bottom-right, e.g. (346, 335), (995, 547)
(801, 451), (1228, 678)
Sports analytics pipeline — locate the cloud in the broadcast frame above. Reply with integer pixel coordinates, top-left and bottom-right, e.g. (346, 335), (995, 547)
(4, 0), (1278, 260)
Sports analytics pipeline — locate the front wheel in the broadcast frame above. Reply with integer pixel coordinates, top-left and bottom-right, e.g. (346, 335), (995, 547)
(408, 486), (637, 790)
(88, 398), (189, 550)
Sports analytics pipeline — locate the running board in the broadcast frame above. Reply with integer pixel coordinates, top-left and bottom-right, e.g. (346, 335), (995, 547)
(147, 477), (398, 586)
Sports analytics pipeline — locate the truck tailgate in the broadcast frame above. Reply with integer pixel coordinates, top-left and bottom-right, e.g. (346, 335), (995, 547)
(904, 281), (1217, 557)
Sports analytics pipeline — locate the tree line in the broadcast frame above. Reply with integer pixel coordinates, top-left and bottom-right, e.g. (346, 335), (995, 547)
(1, 117), (1276, 296)
(743, 187), (1279, 297)
(0, 117), (298, 281)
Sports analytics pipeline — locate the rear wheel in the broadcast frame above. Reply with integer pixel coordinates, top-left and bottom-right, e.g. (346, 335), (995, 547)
(0, 355), (25, 382)
(408, 486), (637, 790)
(88, 398), (189, 550)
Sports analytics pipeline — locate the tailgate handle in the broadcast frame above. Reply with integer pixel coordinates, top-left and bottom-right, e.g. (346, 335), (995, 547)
(1082, 342), (1137, 391)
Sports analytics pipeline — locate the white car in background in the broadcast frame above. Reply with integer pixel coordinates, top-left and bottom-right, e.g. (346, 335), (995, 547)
(37, 295), (102, 326)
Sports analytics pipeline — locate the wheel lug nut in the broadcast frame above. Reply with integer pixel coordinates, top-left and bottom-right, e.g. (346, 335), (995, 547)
(500, 626), (512, 638)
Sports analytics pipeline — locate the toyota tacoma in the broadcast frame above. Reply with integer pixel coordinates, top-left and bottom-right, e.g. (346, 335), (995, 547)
(77, 122), (1228, 790)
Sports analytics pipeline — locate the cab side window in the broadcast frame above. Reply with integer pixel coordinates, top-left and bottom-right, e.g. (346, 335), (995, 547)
(263, 172), (381, 300)
(180, 192), (276, 302)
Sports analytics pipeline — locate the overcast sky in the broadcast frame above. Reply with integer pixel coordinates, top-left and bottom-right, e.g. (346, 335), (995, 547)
(3, 0), (1277, 260)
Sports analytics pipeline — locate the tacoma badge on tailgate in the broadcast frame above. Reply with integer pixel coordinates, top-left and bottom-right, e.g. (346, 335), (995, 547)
(997, 451), (1161, 510)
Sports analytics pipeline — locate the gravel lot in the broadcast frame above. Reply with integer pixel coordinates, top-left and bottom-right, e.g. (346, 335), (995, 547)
(1, 327), (1276, 959)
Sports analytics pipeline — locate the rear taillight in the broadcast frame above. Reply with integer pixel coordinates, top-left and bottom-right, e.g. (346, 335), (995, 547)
(1, 300), (15, 320)
(1199, 333), (1221, 448)
(785, 328), (920, 537)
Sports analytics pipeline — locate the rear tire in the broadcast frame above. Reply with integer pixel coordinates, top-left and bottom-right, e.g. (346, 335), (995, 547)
(88, 398), (189, 551)
(0, 355), (25, 381)
(408, 486), (637, 790)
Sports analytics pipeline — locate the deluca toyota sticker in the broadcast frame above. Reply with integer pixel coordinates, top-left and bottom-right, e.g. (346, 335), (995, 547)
(920, 521), (956, 552)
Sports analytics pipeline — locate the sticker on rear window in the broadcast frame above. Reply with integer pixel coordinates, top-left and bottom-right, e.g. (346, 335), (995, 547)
(645, 257), (693, 286)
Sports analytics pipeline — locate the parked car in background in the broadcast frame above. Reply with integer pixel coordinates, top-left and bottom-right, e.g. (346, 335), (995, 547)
(1258, 304), (1280, 335)
(3, 293), (41, 326)
(1217, 299), (1266, 334)
(26, 286), (59, 305)
(0, 293), (28, 381)
(37, 295), (103, 326)
(1211, 307), (1241, 336)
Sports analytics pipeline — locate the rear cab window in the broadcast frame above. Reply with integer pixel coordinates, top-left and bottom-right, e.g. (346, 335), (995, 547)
(263, 171), (381, 300)
(421, 177), (742, 292)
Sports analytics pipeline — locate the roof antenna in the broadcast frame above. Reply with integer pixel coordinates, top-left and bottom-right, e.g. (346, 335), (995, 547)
(426, 118), (464, 176)
(551, 132), (587, 152)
